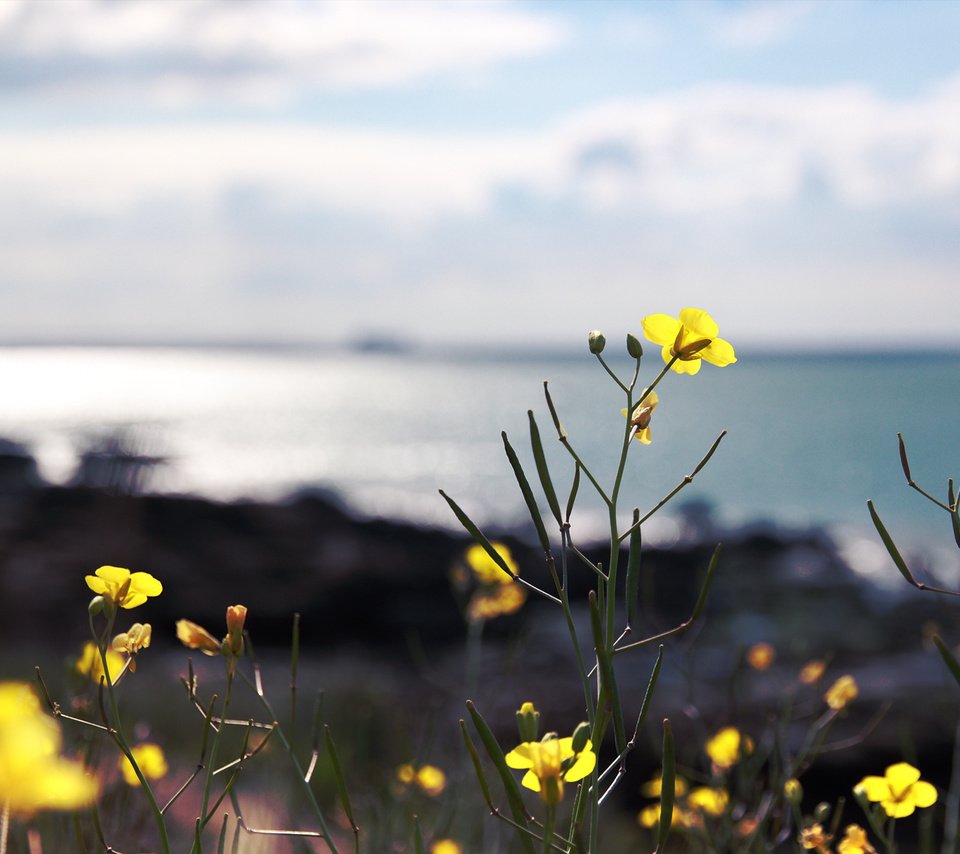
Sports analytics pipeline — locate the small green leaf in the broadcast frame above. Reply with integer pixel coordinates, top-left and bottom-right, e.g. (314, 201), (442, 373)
(502, 431), (551, 552)
(934, 635), (960, 688)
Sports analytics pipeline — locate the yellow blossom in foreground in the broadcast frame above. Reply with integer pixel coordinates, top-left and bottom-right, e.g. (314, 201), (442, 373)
(799, 659), (826, 684)
(416, 765), (447, 797)
(76, 641), (125, 685)
(465, 542), (518, 585)
(621, 390), (659, 445)
(856, 762), (937, 818)
(468, 582), (526, 620)
(505, 736), (596, 805)
(176, 619), (221, 655)
(687, 786), (729, 816)
(119, 742), (168, 787)
(705, 727), (753, 770)
(430, 841), (463, 854)
(825, 674), (858, 710)
(746, 642), (775, 671)
(800, 823), (833, 852)
(838, 824), (877, 854)
(0, 681), (99, 815)
(642, 308), (737, 375)
(85, 565), (162, 609)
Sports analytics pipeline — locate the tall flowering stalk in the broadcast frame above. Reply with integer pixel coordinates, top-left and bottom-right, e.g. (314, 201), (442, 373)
(445, 309), (735, 853)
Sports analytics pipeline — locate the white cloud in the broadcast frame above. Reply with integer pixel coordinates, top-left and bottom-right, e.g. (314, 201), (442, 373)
(703, 0), (819, 48)
(1, 76), (958, 226)
(0, 0), (567, 102)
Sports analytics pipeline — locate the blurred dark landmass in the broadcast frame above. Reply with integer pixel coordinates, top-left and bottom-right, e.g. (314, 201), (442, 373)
(1, 438), (959, 827)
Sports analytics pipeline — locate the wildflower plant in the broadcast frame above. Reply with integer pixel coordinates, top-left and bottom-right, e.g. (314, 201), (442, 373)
(444, 308), (737, 853)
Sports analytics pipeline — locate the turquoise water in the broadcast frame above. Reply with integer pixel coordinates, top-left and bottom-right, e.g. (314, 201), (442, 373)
(1, 346), (958, 576)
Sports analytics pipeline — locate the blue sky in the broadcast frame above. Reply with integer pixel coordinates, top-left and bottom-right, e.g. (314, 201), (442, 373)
(1, 0), (958, 349)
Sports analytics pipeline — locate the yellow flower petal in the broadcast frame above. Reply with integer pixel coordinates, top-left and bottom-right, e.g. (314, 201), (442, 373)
(505, 743), (535, 769)
(520, 769), (540, 791)
(564, 747), (596, 782)
(856, 776), (889, 800)
(670, 353), (702, 374)
(642, 314), (682, 345)
(910, 780), (937, 809)
(678, 308), (719, 339)
(885, 762), (921, 791)
(701, 337), (737, 367)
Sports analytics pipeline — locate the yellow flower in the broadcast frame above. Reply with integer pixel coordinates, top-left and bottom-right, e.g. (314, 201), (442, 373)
(416, 765), (447, 797)
(855, 762), (937, 818)
(0, 681), (99, 815)
(396, 763), (416, 784)
(505, 735), (596, 805)
(430, 841), (463, 854)
(799, 659), (826, 684)
(85, 565), (162, 609)
(687, 786), (729, 816)
(641, 773), (688, 798)
(76, 641), (125, 685)
(705, 727), (753, 770)
(621, 390), (659, 445)
(838, 824), (877, 854)
(225, 604), (247, 656)
(825, 674), (858, 710)
(176, 619), (221, 655)
(800, 822), (833, 851)
(641, 308), (737, 375)
(465, 542), (518, 585)
(119, 742), (168, 787)
(784, 777), (803, 803)
(638, 803), (701, 829)
(111, 623), (152, 672)
(467, 582), (526, 620)
(746, 642), (775, 671)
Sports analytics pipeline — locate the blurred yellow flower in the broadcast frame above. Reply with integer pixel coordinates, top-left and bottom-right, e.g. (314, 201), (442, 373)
(0, 681), (99, 815)
(642, 308), (737, 375)
(824, 674), (858, 710)
(468, 582), (526, 620)
(800, 823), (833, 852)
(799, 659), (826, 684)
(111, 623), (151, 672)
(76, 641), (125, 685)
(705, 727), (753, 770)
(621, 390), (659, 445)
(641, 773), (688, 798)
(746, 642), (775, 671)
(638, 803), (701, 829)
(416, 765), (447, 797)
(396, 763), (416, 784)
(85, 565), (162, 609)
(119, 742), (168, 787)
(430, 841), (463, 854)
(687, 786), (729, 816)
(176, 619), (221, 655)
(855, 762), (936, 818)
(465, 542), (518, 585)
(784, 777), (803, 803)
(506, 735), (596, 805)
(838, 824), (877, 853)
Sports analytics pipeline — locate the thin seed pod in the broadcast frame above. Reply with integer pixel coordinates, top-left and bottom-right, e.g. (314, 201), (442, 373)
(502, 431), (551, 552)
(542, 382), (565, 439)
(625, 509), (642, 627)
(898, 432), (912, 483)
(439, 490), (517, 579)
(528, 411), (563, 526)
(413, 815), (427, 854)
(868, 500), (920, 587)
(934, 635), (960, 688)
(654, 719), (675, 854)
(587, 591), (626, 753)
(565, 463), (580, 524)
(949, 480), (960, 548)
(216, 814), (229, 854)
(324, 726), (357, 833)
(466, 701), (536, 854)
(460, 719), (496, 811)
(631, 645), (664, 743)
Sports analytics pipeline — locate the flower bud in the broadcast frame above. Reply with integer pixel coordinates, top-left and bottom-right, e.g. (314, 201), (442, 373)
(516, 701), (540, 743)
(225, 604), (247, 657)
(587, 330), (606, 354)
(88, 595), (106, 617)
(783, 778), (803, 804)
(626, 333), (643, 359)
(814, 801), (831, 822)
(571, 721), (591, 753)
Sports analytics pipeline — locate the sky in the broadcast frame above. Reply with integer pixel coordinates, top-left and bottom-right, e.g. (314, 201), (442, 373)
(1, 0), (959, 350)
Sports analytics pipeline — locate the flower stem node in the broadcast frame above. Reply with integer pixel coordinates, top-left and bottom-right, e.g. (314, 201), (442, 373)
(587, 330), (606, 354)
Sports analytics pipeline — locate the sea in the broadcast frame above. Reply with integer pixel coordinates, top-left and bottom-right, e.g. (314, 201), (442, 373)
(1, 345), (958, 586)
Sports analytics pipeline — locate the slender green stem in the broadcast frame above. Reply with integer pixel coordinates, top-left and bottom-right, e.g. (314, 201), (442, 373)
(194, 669), (234, 850)
(593, 354), (629, 394)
